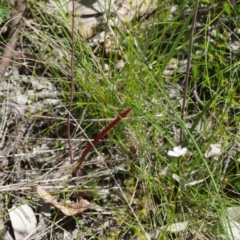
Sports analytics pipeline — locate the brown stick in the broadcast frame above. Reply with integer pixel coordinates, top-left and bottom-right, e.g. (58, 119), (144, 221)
(0, 3), (26, 79)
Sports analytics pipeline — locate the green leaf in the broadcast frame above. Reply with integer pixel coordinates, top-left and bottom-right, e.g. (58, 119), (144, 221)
(0, 1), (9, 24)
(223, 2), (232, 16)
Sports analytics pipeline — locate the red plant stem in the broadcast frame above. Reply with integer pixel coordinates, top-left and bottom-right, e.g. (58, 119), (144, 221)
(71, 108), (132, 177)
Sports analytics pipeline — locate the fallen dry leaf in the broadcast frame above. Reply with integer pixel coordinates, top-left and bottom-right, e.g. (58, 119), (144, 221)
(160, 221), (188, 233)
(44, 0), (157, 38)
(221, 206), (240, 240)
(37, 185), (90, 216)
(166, 221), (188, 233)
(204, 143), (222, 159)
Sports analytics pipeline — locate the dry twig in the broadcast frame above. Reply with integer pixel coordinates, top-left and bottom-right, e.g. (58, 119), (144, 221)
(0, 3), (26, 79)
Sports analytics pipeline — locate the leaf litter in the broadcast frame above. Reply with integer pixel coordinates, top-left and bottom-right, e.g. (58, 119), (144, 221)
(0, 1), (159, 238)
(0, 1), (240, 239)
(37, 185), (91, 216)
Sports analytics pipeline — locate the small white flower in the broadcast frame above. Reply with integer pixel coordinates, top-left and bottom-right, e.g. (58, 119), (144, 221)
(167, 145), (187, 157)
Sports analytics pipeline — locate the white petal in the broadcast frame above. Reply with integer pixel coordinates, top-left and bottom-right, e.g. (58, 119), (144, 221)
(8, 204), (37, 240)
(167, 150), (181, 157)
(179, 147), (187, 155)
(168, 146), (187, 157)
(173, 146), (182, 153)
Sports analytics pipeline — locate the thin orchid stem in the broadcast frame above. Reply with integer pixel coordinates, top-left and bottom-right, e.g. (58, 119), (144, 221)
(67, 0), (75, 164)
(180, 0), (199, 144)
